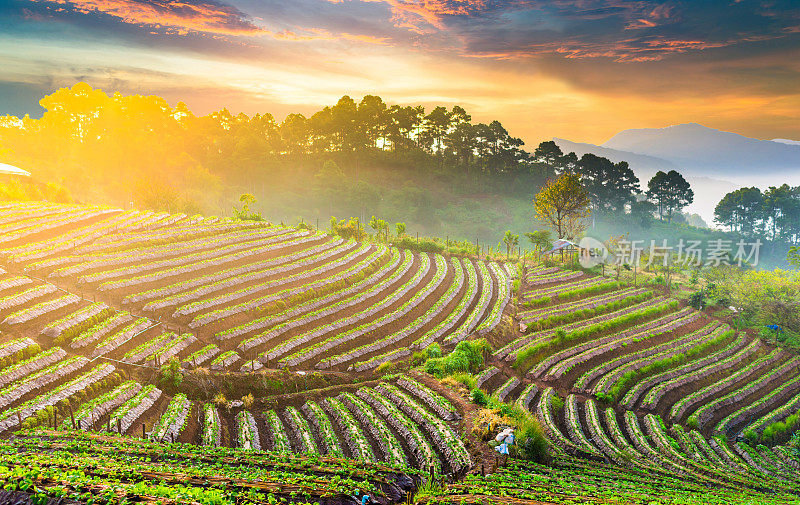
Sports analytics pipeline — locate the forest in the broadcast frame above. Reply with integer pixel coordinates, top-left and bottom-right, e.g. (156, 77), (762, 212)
(0, 83), (798, 267)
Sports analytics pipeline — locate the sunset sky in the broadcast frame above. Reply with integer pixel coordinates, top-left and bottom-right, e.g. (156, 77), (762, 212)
(1, 0), (799, 145)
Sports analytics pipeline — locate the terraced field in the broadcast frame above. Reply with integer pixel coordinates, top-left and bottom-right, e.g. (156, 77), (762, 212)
(1, 200), (799, 504)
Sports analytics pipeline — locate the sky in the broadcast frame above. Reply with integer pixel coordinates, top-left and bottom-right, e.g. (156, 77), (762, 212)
(0, 0), (799, 145)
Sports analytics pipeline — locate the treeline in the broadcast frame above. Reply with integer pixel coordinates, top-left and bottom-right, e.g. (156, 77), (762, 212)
(715, 185), (800, 244)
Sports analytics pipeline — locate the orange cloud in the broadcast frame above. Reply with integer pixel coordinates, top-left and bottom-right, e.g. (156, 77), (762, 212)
(32, 0), (390, 44)
(37, 0), (266, 36)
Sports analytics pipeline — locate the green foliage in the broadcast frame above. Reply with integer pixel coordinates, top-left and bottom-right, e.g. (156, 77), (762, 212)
(158, 357), (184, 390)
(603, 329), (735, 402)
(515, 299), (678, 370)
(471, 388), (488, 406)
(233, 193), (264, 221)
(424, 339), (490, 377)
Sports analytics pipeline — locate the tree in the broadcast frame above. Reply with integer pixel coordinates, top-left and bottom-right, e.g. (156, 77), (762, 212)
(789, 247), (800, 269)
(577, 154), (640, 213)
(525, 230), (552, 255)
(395, 222), (406, 237)
(233, 193), (262, 221)
(629, 199), (657, 228)
(533, 173), (591, 240)
(369, 216), (390, 242)
(646, 170), (694, 223)
(503, 230), (519, 259)
(714, 187), (764, 235)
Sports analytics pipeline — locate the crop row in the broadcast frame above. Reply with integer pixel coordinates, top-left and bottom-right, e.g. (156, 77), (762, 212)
(0, 356), (87, 410)
(398, 377), (460, 421)
(202, 403), (222, 446)
(665, 344), (779, 419)
(318, 255), (452, 369)
(0, 347), (66, 389)
(0, 284), (58, 311)
(193, 244), (387, 329)
(360, 255), (464, 356)
(377, 383), (471, 473)
(716, 373), (800, 438)
(171, 239), (363, 317)
(522, 276), (612, 304)
(109, 385), (162, 434)
(13, 210), (147, 266)
(323, 398), (376, 462)
(54, 226), (296, 280)
(41, 303), (110, 339)
(546, 306), (699, 383)
(224, 247), (398, 345)
(96, 230), (314, 293)
(284, 406), (317, 454)
(90, 318), (154, 357)
(534, 387), (578, 455)
(265, 409), (291, 453)
(183, 344), (220, 367)
(623, 330), (748, 409)
(236, 410), (261, 451)
(688, 355), (800, 429)
(69, 312), (135, 350)
(499, 299), (685, 362)
(741, 389), (800, 443)
(414, 258), (477, 349)
(275, 254), (433, 367)
(0, 363), (116, 433)
(83, 228), (310, 286)
(526, 268), (583, 286)
(590, 323), (729, 399)
(301, 401), (344, 457)
(210, 350), (240, 370)
(357, 387), (440, 472)
(69, 381), (142, 430)
(141, 236), (347, 311)
(584, 398), (629, 464)
(0, 274), (33, 292)
(565, 395), (602, 457)
(2, 294), (81, 327)
(151, 393), (192, 442)
(123, 229), (326, 305)
(338, 392), (406, 467)
(474, 262), (510, 336)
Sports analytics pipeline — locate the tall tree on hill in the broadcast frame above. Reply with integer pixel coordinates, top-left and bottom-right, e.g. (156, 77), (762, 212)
(714, 187), (764, 235)
(763, 184), (800, 241)
(646, 170), (694, 223)
(532, 141), (577, 175)
(577, 154), (640, 213)
(503, 230), (519, 259)
(533, 173), (591, 240)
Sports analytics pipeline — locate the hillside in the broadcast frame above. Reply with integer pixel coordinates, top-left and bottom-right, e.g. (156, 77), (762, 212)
(0, 200), (799, 504)
(603, 123), (800, 177)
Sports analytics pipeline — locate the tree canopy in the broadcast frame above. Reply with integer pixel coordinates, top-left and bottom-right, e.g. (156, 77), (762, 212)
(646, 170), (694, 223)
(533, 173), (591, 240)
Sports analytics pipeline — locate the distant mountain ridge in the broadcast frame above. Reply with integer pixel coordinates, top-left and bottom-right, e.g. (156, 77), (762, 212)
(600, 123), (800, 176)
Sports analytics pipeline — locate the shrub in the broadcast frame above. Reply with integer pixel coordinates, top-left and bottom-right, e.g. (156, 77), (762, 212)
(425, 342), (442, 358)
(471, 388), (488, 406)
(375, 361), (395, 374)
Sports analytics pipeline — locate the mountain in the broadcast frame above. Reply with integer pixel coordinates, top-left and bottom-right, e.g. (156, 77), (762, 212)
(772, 138), (800, 146)
(552, 136), (739, 227)
(552, 138), (678, 173)
(601, 123), (800, 177)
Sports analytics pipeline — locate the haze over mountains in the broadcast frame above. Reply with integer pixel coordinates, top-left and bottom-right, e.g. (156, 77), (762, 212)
(555, 123), (800, 226)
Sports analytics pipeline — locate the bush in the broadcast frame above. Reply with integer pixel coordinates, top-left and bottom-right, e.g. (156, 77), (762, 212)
(375, 361), (395, 374)
(425, 342), (442, 358)
(471, 388), (488, 406)
(516, 420), (549, 463)
(424, 339), (490, 377)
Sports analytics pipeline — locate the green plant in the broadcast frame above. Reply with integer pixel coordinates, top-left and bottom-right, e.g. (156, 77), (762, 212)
(471, 388), (488, 406)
